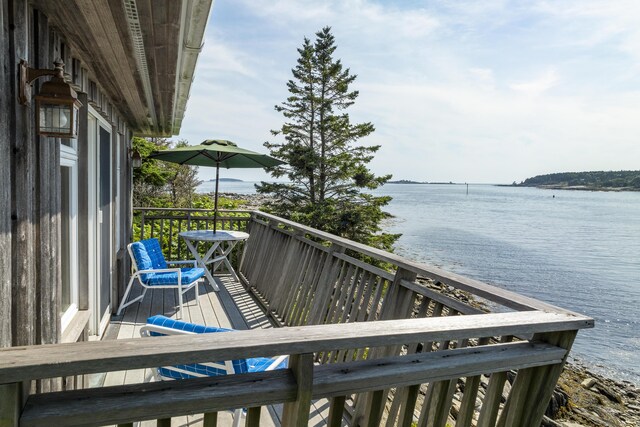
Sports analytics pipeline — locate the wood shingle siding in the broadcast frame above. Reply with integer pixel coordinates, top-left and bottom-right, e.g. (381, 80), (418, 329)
(0, 0), (12, 349)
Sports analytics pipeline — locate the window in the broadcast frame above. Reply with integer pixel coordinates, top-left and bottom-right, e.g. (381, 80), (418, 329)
(60, 144), (79, 330)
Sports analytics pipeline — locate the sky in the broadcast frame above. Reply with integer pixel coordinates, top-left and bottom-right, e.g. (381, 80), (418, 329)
(176, 0), (640, 184)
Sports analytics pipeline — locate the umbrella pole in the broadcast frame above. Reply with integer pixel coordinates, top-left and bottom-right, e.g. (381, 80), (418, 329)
(214, 164), (220, 233)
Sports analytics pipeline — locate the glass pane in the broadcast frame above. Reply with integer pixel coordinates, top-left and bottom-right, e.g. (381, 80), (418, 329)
(40, 104), (72, 134)
(61, 166), (71, 313)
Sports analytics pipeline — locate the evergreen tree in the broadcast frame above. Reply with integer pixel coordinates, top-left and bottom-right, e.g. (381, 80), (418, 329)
(257, 27), (398, 250)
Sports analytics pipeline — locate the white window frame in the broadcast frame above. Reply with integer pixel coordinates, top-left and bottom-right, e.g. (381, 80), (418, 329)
(60, 143), (79, 331)
(87, 106), (114, 337)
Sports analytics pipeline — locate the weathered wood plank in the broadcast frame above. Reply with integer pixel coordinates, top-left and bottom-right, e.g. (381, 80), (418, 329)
(312, 341), (566, 398)
(281, 353), (314, 427)
(20, 370), (297, 427)
(354, 267), (417, 425)
(246, 406), (262, 427)
(0, 0), (13, 349)
(366, 389), (385, 427)
(307, 245), (345, 325)
(0, 311), (591, 383)
(19, 341), (567, 427)
(497, 331), (577, 427)
(333, 252), (395, 282)
(328, 396), (346, 427)
(0, 382), (25, 427)
(35, 8), (59, 358)
(11, 0), (37, 349)
(400, 279), (485, 315)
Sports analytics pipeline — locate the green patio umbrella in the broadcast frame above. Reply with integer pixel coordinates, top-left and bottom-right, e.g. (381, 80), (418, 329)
(149, 139), (284, 233)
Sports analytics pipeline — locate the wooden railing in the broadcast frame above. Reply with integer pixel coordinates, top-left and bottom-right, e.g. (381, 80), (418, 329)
(0, 312), (591, 427)
(0, 209), (593, 427)
(237, 211), (592, 426)
(133, 207), (251, 261)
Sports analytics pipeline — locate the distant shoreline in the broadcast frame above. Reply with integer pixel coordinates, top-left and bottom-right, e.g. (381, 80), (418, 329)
(208, 178), (244, 182)
(500, 184), (640, 192)
(387, 180), (460, 185)
(511, 170), (640, 192)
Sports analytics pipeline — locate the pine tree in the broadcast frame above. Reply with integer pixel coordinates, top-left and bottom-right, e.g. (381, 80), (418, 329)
(257, 27), (398, 250)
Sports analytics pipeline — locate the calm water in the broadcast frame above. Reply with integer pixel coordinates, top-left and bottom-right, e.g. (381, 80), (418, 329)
(198, 181), (640, 384)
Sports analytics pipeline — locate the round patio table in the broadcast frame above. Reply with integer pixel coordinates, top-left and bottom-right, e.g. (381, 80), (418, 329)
(179, 230), (249, 291)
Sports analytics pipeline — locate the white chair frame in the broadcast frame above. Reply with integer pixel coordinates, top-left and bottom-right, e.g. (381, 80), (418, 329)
(140, 323), (288, 427)
(117, 242), (202, 319)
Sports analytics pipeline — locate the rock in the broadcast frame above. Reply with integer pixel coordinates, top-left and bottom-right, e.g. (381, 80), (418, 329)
(628, 404), (640, 411)
(596, 383), (624, 404)
(581, 377), (597, 389)
(541, 415), (563, 427)
(561, 422), (587, 427)
(546, 388), (569, 418)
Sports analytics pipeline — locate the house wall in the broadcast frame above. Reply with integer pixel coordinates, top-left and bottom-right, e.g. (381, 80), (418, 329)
(0, 0), (133, 359)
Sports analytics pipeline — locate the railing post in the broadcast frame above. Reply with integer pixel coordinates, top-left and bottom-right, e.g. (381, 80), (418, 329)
(0, 382), (25, 427)
(328, 395), (347, 427)
(139, 210), (145, 240)
(281, 353), (314, 427)
(497, 330), (577, 427)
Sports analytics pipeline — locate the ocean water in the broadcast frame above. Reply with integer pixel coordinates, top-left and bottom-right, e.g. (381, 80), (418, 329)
(198, 180), (258, 195)
(198, 181), (640, 384)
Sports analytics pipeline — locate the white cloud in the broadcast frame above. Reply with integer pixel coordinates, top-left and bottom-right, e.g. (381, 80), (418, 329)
(509, 69), (559, 96)
(197, 38), (256, 78)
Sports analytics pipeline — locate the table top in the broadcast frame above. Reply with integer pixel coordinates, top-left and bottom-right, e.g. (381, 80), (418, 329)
(179, 230), (249, 242)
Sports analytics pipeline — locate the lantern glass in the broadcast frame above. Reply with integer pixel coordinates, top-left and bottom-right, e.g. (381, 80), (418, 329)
(36, 99), (80, 138)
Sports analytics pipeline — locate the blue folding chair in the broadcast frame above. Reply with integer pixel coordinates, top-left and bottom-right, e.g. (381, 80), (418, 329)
(117, 238), (205, 318)
(140, 315), (288, 427)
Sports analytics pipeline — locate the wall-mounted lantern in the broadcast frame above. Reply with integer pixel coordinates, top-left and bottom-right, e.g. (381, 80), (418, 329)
(19, 59), (83, 139)
(131, 149), (142, 168)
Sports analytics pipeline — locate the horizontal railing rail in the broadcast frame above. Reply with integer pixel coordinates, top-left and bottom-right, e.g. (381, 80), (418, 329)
(0, 312), (592, 427)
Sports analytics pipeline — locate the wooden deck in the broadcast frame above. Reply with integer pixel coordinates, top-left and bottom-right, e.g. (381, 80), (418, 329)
(101, 275), (342, 427)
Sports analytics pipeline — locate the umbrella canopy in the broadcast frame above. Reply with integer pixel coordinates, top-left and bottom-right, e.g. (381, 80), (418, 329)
(149, 139), (284, 232)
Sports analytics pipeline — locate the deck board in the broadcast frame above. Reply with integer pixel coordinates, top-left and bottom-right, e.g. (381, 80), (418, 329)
(103, 275), (339, 426)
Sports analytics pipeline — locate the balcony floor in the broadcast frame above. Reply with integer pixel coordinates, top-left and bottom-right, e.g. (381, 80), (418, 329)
(102, 275), (341, 427)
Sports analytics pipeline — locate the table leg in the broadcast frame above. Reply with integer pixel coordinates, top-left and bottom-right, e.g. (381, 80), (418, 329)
(184, 239), (219, 292)
(210, 241), (241, 282)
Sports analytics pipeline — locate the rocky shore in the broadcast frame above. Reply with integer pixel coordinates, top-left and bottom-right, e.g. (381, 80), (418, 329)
(422, 280), (640, 427)
(551, 362), (640, 427)
(227, 192), (639, 426)
(218, 192), (275, 210)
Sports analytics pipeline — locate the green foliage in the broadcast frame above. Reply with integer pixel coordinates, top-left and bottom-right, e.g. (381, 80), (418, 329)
(257, 27), (399, 252)
(132, 137), (202, 207)
(519, 170), (640, 190)
(132, 195), (249, 262)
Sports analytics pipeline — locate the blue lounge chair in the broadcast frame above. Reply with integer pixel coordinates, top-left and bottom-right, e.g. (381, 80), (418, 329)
(117, 238), (205, 318)
(140, 315), (288, 427)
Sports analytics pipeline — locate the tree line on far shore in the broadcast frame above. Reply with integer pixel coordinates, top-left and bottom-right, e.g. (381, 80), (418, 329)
(517, 170), (640, 190)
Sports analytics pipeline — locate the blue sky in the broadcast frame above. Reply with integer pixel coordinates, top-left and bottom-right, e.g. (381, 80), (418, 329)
(177, 0), (640, 184)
